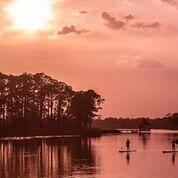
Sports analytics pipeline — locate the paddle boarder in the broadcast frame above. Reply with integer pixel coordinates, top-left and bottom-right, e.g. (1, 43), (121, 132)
(172, 139), (176, 152)
(126, 139), (130, 151)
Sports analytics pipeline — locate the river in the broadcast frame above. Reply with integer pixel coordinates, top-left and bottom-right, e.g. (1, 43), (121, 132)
(0, 130), (178, 178)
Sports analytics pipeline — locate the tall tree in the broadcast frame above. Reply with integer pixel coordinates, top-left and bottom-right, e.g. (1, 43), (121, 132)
(69, 90), (104, 129)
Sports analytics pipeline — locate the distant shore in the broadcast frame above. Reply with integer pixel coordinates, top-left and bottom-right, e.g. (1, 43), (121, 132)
(93, 116), (178, 130)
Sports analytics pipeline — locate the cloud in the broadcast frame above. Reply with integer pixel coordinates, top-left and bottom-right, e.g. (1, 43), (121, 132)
(117, 56), (163, 69)
(136, 59), (163, 69)
(79, 10), (88, 14)
(122, 14), (135, 21)
(161, 0), (178, 6)
(102, 12), (161, 31)
(57, 25), (89, 36)
(133, 22), (161, 29)
(102, 12), (125, 30)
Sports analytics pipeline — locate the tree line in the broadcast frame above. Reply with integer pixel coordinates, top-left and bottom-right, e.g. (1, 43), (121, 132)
(0, 72), (104, 136)
(93, 113), (178, 130)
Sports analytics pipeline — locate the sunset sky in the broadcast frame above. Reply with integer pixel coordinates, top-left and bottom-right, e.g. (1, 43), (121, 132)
(0, 0), (178, 118)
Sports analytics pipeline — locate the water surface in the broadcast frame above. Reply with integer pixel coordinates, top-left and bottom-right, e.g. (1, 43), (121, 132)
(0, 130), (178, 178)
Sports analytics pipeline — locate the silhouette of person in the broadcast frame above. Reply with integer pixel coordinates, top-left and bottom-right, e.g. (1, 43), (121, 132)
(172, 139), (176, 152)
(126, 139), (130, 151)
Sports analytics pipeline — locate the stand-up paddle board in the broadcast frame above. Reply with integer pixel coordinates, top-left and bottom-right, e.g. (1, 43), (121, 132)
(163, 150), (178, 153)
(119, 150), (136, 153)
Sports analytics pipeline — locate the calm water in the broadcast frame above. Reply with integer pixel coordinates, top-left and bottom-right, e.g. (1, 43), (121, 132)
(0, 130), (178, 178)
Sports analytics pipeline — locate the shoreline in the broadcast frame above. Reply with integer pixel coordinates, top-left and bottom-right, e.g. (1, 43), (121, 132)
(0, 129), (121, 140)
(1, 129), (178, 141)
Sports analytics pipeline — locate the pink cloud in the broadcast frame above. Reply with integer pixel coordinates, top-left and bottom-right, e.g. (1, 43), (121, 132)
(102, 12), (125, 30)
(57, 25), (89, 36)
(161, 0), (178, 6)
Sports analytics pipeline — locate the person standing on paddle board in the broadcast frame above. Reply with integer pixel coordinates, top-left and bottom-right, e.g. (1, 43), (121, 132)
(172, 139), (176, 152)
(126, 139), (130, 151)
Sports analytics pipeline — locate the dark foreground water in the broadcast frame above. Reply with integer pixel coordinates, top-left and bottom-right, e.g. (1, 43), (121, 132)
(0, 130), (178, 178)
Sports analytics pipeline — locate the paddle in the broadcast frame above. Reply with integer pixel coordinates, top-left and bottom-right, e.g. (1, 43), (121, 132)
(120, 145), (126, 150)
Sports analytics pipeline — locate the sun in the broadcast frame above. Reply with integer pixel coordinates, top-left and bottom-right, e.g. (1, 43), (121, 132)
(7, 0), (53, 32)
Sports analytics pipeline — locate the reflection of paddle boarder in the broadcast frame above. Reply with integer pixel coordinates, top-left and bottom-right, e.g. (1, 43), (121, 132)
(126, 139), (130, 151)
(172, 139), (176, 152)
(172, 152), (176, 166)
(126, 152), (130, 165)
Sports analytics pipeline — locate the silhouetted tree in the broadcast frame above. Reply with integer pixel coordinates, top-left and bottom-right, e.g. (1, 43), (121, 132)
(0, 73), (104, 136)
(69, 90), (104, 129)
(165, 113), (178, 129)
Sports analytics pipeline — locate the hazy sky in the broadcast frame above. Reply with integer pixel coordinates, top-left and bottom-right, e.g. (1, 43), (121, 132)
(1, 0), (178, 118)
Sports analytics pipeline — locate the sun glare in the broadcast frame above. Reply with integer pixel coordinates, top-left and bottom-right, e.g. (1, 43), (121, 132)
(7, 0), (53, 32)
